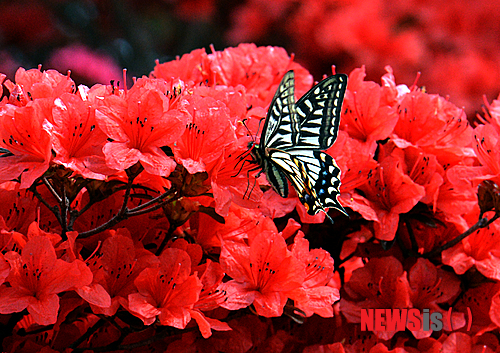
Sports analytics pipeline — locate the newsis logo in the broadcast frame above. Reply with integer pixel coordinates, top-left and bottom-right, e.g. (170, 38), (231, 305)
(360, 308), (472, 332)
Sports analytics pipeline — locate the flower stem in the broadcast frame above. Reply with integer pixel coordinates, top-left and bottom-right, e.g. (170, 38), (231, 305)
(423, 214), (500, 258)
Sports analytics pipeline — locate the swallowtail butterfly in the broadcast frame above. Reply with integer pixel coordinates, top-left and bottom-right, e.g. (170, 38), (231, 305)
(251, 70), (348, 222)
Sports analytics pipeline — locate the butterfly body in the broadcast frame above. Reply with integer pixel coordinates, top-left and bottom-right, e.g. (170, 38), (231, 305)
(251, 70), (347, 222)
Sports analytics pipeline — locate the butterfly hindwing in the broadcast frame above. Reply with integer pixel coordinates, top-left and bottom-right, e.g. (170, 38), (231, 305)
(295, 73), (347, 149)
(304, 151), (345, 215)
(262, 157), (289, 198)
(269, 150), (346, 217)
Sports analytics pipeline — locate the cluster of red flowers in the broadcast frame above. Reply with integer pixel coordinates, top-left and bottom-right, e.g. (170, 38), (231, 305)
(226, 0), (500, 117)
(0, 43), (499, 352)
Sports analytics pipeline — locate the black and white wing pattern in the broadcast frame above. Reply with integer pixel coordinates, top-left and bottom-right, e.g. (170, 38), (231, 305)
(252, 70), (348, 222)
(259, 70), (299, 150)
(295, 74), (346, 149)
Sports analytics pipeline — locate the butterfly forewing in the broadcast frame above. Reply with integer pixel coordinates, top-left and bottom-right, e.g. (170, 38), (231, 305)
(295, 74), (347, 150)
(259, 71), (299, 151)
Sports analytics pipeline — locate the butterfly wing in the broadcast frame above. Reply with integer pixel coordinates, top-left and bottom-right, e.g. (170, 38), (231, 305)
(259, 71), (299, 151)
(253, 70), (348, 220)
(269, 150), (346, 217)
(259, 156), (289, 198)
(294, 73), (347, 150)
(254, 71), (298, 198)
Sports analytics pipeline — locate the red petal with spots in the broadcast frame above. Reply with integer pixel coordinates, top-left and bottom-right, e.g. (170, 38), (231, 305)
(129, 248), (202, 328)
(50, 92), (114, 179)
(0, 184), (37, 235)
(95, 77), (188, 176)
(456, 282), (499, 335)
(208, 142), (263, 216)
(0, 101), (52, 188)
(173, 94), (237, 174)
(288, 232), (338, 317)
(87, 229), (157, 316)
(393, 90), (472, 150)
(220, 230), (305, 317)
(358, 153), (425, 241)
(342, 66), (398, 147)
(0, 236), (92, 325)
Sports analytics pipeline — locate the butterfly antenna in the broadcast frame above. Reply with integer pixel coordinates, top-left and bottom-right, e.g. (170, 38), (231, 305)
(241, 117), (260, 144)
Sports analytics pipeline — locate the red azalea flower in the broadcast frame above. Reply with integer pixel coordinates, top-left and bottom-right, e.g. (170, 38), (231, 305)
(288, 231), (339, 318)
(358, 153), (425, 241)
(152, 48), (211, 86)
(0, 235), (92, 325)
(173, 93), (237, 174)
(407, 258), (464, 338)
(176, 84), (265, 216)
(82, 229), (157, 316)
(95, 77), (188, 176)
(342, 66), (399, 147)
(220, 229), (305, 317)
(50, 92), (116, 179)
(128, 247), (202, 328)
(0, 101), (52, 188)
(5, 67), (75, 105)
(392, 89), (472, 152)
(140, 240), (229, 338)
(388, 144), (444, 209)
(190, 259), (231, 338)
(187, 84), (251, 132)
(207, 43), (313, 109)
(340, 256), (411, 340)
(442, 221), (500, 281)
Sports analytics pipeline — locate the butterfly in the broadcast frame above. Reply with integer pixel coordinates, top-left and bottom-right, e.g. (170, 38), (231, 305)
(250, 70), (348, 222)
